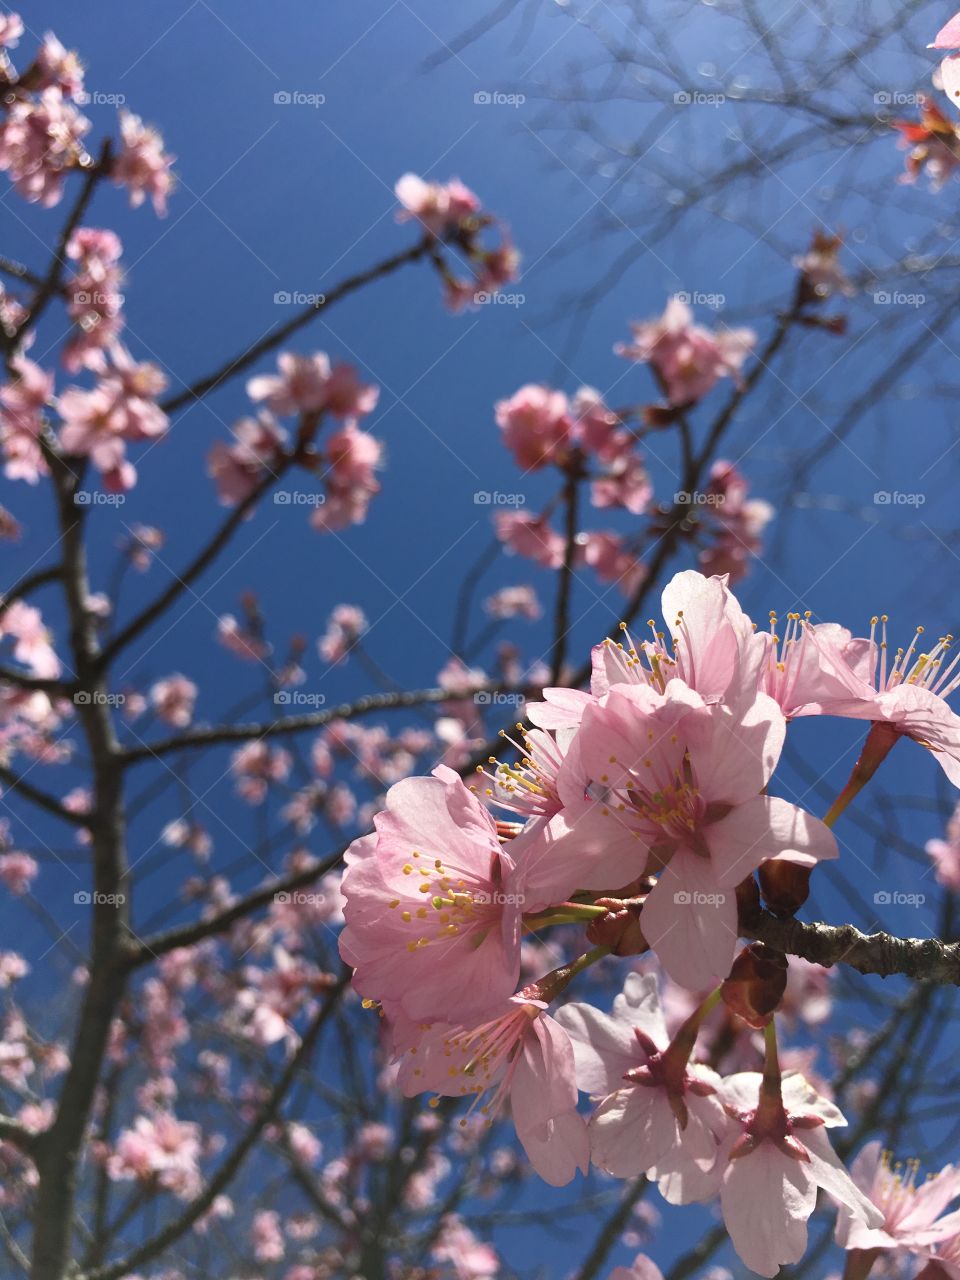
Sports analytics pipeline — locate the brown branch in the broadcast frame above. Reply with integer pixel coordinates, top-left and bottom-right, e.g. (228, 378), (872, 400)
(0, 764), (86, 826)
(744, 909), (960, 985)
(120, 682), (533, 765)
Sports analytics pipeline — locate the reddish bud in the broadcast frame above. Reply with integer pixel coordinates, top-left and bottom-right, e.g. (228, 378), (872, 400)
(758, 860), (811, 917)
(585, 895), (649, 957)
(721, 943), (788, 1029)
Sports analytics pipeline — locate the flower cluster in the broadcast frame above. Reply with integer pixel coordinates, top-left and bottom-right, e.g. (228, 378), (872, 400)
(395, 173), (519, 310)
(208, 350), (382, 530)
(340, 567), (960, 1274)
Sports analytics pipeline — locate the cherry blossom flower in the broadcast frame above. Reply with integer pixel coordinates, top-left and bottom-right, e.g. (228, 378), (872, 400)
(495, 384), (573, 470)
(557, 974), (728, 1194)
(616, 296), (755, 406)
(247, 352), (378, 419)
(107, 1113), (202, 1200)
(718, 1071), (883, 1277)
(793, 230), (854, 300)
(217, 612), (272, 662)
(926, 802), (960, 890)
(319, 604), (367, 664)
(208, 413), (287, 507)
(836, 1142), (960, 1260)
(395, 173), (481, 234)
(251, 1208), (284, 1262)
(149, 675), (197, 728)
(431, 1216), (499, 1280)
(0, 850), (38, 895)
(0, 88), (91, 206)
(1, 601), (61, 678)
(312, 421), (382, 532)
(484, 584), (541, 621)
(494, 511), (566, 569)
(0, 356), (54, 484)
(35, 32), (85, 99)
(113, 109), (175, 215)
(563, 680), (835, 988)
(0, 13), (24, 47)
(230, 742), (291, 804)
(339, 765), (530, 1023)
(397, 992), (589, 1186)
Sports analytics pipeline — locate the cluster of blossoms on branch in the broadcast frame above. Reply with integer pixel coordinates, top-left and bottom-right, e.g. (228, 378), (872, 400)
(341, 567), (960, 1275)
(891, 11), (960, 186)
(491, 295), (777, 593)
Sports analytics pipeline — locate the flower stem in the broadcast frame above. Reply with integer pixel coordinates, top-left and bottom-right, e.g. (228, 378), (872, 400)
(823, 721), (899, 827)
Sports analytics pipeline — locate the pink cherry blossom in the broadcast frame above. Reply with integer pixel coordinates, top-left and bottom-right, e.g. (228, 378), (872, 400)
(217, 612), (272, 662)
(718, 1071), (883, 1277)
(557, 973), (728, 1192)
(339, 765), (527, 1023)
(208, 413), (287, 507)
(836, 1142), (960, 1258)
(565, 680), (835, 988)
(484, 584), (541, 621)
(0, 356), (54, 484)
(149, 675), (197, 728)
(495, 384), (573, 470)
(319, 604), (367, 664)
(0, 13), (23, 46)
(247, 352), (378, 419)
(616, 296), (756, 406)
(431, 1216), (499, 1280)
(63, 228), (125, 370)
(107, 1113), (202, 1200)
(926, 802), (960, 890)
(1, 601), (61, 678)
(113, 109), (175, 215)
(251, 1208), (284, 1262)
(395, 173), (481, 235)
(397, 993), (589, 1186)
(35, 32), (85, 99)
(0, 850), (38, 895)
(0, 88), (91, 206)
(230, 741), (291, 804)
(494, 511), (566, 569)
